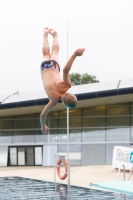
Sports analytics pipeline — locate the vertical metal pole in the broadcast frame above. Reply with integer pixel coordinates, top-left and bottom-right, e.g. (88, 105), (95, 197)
(66, 19), (69, 62)
(54, 155), (56, 191)
(66, 19), (70, 198)
(66, 19), (69, 164)
(54, 21), (70, 198)
(67, 107), (70, 184)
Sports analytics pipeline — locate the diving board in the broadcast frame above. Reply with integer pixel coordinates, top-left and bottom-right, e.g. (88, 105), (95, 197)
(90, 181), (133, 196)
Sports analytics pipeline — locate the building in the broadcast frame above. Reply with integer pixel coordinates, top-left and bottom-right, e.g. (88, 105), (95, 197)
(0, 78), (133, 167)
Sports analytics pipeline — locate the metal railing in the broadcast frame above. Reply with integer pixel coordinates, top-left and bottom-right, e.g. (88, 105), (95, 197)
(116, 164), (133, 181)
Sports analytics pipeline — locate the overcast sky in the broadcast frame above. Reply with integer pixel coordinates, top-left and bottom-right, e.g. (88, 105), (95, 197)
(0, 0), (133, 95)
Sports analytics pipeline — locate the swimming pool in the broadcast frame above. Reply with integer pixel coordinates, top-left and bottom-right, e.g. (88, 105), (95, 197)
(0, 177), (133, 200)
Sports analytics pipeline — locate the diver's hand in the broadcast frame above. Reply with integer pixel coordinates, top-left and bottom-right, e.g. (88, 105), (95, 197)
(74, 48), (85, 56)
(41, 125), (48, 134)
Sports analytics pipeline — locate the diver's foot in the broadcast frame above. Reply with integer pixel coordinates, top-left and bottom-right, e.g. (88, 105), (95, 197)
(42, 130), (46, 135)
(43, 27), (49, 36)
(49, 29), (58, 37)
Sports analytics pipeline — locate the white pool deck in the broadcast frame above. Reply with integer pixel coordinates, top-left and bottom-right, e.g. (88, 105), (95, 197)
(0, 165), (133, 189)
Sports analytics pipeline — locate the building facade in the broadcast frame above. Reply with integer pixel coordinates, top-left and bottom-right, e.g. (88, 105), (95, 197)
(0, 79), (133, 166)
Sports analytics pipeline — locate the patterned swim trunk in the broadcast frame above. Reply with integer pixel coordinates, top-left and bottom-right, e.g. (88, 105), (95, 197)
(40, 60), (60, 72)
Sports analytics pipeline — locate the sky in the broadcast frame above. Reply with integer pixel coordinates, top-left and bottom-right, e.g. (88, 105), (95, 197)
(0, 0), (133, 95)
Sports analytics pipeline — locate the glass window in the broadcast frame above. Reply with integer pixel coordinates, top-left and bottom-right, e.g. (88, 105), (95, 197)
(13, 130), (36, 135)
(44, 129), (60, 142)
(14, 114), (36, 129)
(130, 102), (133, 141)
(83, 106), (105, 128)
(59, 117), (66, 128)
(49, 129), (59, 135)
(0, 101), (132, 144)
(0, 131), (12, 136)
(59, 109), (82, 128)
(60, 109), (81, 117)
(69, 129), (81, 142)
(106, 103), (130, 116)
(70, 117), (82, 128)
(14, 114), (36, 119)
(36, 117), (40, 129)
(69, 109), (82, 117)
(106, 103), (130, 142)
(35, 129), (42, 135)
(82, 128), (105, 142)
(0, 116), (13, 129)
(47, 118), (59, 128)
(14, 118), (36, 129)
(83, 116), (105, 127)
(59, 117), (82, 128)
(0, 116), (13, 119)
(107, 116), (130, 127)
(83, 106), (105, 116)
(57, 129), (67, 143)
(59, 128), (67, 135)
(106, 127), (130, 142)
(59, 110), (67, 117)
(48, 111), (59, 118)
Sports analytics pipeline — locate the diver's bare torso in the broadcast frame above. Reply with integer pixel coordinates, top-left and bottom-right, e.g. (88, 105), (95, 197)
(41, 68), (70, 100)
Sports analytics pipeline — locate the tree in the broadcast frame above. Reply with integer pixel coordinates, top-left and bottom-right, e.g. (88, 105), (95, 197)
(70, 73), (99, 85)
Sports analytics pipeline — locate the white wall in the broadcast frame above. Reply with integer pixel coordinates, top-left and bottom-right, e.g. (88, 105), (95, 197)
(43, 145), (57, 166)
(0, 146), (8, 166)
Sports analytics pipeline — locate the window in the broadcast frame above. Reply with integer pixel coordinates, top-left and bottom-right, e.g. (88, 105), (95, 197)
(106, 103), (130, 142)
(14, 114), (36, 129)
(0, 116), (13, 129)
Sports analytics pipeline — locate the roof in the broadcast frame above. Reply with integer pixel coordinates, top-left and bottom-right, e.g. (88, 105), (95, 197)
(0, 78), (133, 109)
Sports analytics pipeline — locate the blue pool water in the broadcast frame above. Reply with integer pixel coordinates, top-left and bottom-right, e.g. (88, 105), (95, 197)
(0, 177), (133, 200)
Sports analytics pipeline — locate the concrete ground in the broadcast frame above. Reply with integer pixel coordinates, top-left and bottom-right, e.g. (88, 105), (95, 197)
(0, 165), (132, 189)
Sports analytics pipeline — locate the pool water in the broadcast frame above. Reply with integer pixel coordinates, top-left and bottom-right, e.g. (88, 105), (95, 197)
(0, 177), (133, 200)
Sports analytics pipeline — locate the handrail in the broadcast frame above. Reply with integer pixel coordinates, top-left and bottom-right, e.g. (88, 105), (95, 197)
(116, 164), (125, 181)
(128, 165), (133, 181)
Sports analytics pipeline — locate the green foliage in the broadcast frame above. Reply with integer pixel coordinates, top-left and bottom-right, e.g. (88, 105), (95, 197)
(70, 73), (99, 85)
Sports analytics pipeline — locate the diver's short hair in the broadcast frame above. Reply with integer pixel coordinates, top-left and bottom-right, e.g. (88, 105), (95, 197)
(62, 93), (77, 108)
